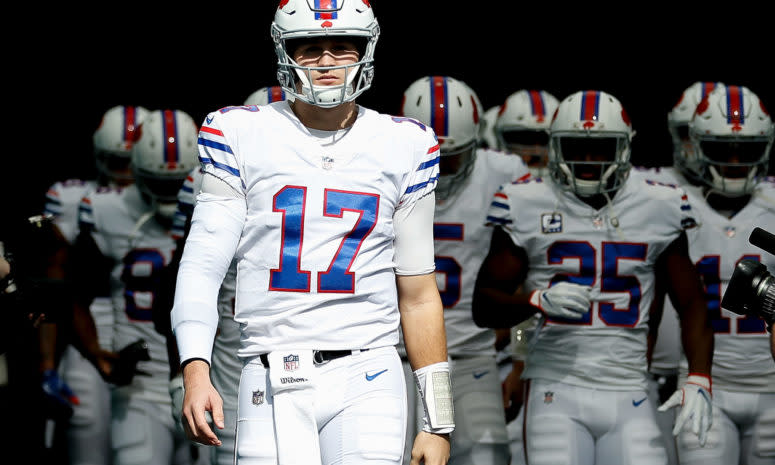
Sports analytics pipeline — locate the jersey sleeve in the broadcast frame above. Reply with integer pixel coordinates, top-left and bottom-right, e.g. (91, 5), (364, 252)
(44, 182), (64, 218)
(397, 124), (440, 211)
(197, 112), (244, 195)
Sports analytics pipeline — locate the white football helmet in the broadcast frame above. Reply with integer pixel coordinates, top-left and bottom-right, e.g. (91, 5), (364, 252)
(690, 84), (774, 197)
(131, 109), (200, 219)
(93, 105), (151, 185)
(479, 105), (500, 149)
(495, 89), (559, 176)
(243, 85), (289, 106)
(548, 90), (634, 197)
(400, 75), (481, 199)
(667, 81), (724, 181)
(271, 0), (380, 107)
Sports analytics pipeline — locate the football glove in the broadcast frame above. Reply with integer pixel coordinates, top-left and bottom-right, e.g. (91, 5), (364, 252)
(657, 373), (713, 447)
(106, 339), (151, 386)
(41, 369), (80, 409)
(529, 282), (592, 320)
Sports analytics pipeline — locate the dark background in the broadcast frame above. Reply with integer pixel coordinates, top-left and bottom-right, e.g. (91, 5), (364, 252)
(8, 3), (774, 222)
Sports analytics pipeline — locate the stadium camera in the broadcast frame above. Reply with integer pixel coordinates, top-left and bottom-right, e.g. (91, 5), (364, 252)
(721, 227), (775, 331)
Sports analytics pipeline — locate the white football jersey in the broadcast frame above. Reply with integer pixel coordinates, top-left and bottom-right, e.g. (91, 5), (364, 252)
(197, 101), (440, 357)
(630, 165), (687, 187)
(434, 149), (530, 357)
(486, 176), (697, 390)
(45, 178), (114, 349)
(79, 184), (177, 404)
(174, 167), (241, 410)
(677, 181), (775, 392)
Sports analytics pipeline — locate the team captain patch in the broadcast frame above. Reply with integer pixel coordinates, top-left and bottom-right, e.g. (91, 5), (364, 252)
(541, 213), (563, 234)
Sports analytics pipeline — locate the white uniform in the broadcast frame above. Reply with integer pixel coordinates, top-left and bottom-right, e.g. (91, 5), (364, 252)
(181, 101), (440, 464)
(675, 181), (775, 465)
(173, 168), (240, 465)
(79, 185), (196, 465)
(399, 149), (529, 464)
(44, 178), (115, 465)
(486, 174), (698, 465)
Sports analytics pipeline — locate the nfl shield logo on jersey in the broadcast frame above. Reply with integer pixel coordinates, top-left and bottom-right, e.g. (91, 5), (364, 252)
(541, 213), (563, 234)
(284, 354), (300, 371)
(544, 391), (554, 404)
(252, 389), (265, 406)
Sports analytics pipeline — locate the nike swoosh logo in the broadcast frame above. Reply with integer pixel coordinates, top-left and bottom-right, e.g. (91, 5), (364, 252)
(473, 371), (489, 379)
(632, 397), (647, 407)
(365, 369), (388, 381)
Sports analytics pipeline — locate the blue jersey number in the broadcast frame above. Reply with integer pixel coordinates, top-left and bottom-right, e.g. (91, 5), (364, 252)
(696, 254), (765, 334)
(269, 186), (379, 293)
(547, 241), (646, 326)
(121, 248), (167, 322)
(433, 223), (464, 308)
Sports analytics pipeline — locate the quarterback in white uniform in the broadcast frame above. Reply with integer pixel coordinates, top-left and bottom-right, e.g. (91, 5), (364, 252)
(472, 90), (715, 465)
(70, 109), (202, 465)
(41, 105), (149, 465)
(672, 84), (775, 465)
(172, 2), (453, 464)
(399, 75), (530, 465)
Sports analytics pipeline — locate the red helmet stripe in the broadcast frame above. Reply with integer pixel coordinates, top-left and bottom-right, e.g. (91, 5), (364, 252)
(430, 76), (448, 138)
(581, 90), (600, 121)
(124, 106), (137, 145)
(162, 110), (179, 169)
(726, 85), (744, 126)
(702, 82), (717, 100)
(529, 90), (546, 122)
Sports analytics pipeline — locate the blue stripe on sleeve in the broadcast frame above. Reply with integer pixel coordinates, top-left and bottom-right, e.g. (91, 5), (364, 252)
(199, 156), (241, 176)
(404, 174), (440, 195)
(198, 137), (234, 154)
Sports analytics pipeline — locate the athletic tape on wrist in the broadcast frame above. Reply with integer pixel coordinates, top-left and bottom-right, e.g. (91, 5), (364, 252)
(413, 361), (455, 433)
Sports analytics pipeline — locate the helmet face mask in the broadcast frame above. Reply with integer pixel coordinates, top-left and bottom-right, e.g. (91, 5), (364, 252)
(400, 75), (482, 200)
(271, 0), (380, 108)
(689, 84), (774, 197)
(548, 90), (634, 197)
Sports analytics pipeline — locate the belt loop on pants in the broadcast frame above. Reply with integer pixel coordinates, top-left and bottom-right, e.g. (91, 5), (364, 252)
(259, 349), (369, 368)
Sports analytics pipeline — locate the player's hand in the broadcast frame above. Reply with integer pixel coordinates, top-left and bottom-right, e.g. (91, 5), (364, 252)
(502, 360), (524, 423)
(103, 339), (152, 386)
(657, 374), (712, 447)
(41, 369), (80, 409)
(530, 282), (592, 320)
(410, 431), (450, 465)
(181, 359), (224, 447)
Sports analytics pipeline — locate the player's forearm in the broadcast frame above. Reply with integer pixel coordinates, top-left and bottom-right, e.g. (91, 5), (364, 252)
(471, 286), (534, 329)
(71, 300), (103, 368)
(680, 299), (714, 376)
(398, 273), (448, 370)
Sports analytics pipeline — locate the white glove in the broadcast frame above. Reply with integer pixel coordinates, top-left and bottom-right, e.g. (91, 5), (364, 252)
(657, 374), (713, 447)
(529, 282), (592, 320)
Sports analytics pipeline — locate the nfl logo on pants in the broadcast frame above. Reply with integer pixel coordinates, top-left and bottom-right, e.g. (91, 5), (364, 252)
(284, 354), (299, 371)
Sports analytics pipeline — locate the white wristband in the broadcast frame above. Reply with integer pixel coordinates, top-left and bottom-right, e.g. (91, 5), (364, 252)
(413, 361), (455, 434)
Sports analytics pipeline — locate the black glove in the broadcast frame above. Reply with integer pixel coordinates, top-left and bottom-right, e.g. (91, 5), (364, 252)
(107, 339), (152, 386)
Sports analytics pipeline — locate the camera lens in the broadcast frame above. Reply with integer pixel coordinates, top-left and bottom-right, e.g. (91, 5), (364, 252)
(722, 259), (775, 326)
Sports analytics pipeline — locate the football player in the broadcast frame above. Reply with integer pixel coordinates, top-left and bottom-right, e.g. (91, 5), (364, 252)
(69, 109), (202, 465)
(494, 89), (560, 179)
(633, 81), (723, 465)
(667, 84), (775, 465)
(39, 104), (149, 465)
(472, 90), (715, 465)
(171, 2), (453, 464)
(398, 75), (530, 465)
